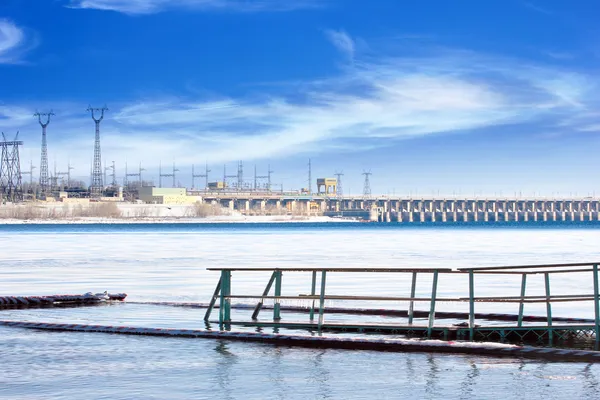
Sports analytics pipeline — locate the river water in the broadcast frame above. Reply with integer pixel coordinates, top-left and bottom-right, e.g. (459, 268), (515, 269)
(1, 222), (599, 399)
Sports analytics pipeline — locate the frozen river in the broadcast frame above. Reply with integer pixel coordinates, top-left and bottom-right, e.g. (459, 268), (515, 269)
(1, 222), (599, 399)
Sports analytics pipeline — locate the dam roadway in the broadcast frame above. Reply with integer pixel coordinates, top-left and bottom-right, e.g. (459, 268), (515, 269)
(196, 192), (600, 222)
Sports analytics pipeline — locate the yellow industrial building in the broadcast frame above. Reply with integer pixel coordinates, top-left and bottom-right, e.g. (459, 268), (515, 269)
(317, 178), (337, 195)
(208, 181), (227, 190)
(139, 187), (201, 204)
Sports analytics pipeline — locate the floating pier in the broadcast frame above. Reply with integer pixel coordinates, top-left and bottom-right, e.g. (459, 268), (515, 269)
(0, 292), (127, 307)
(204, 262), (600, 346)
(3, 320), (600, 362)
(4, 267), (600, 362)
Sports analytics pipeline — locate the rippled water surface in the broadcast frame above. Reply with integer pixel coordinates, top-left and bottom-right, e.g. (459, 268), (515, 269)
(1, 222), (600, 399)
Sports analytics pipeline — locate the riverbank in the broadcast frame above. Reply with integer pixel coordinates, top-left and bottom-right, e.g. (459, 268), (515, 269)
(0, 201), (360, 224)
(0, 214), (357, 224)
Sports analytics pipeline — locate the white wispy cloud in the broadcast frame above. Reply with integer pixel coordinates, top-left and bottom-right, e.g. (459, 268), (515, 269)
(326, 29), (355, 59)
(2, 33), (598, 181)
(66, 0), (320, 14)
(544, 51), (575, 60)
(578, 124), (600, 132)
(523, 2), (553, 15)
(0, 19), (30, 63)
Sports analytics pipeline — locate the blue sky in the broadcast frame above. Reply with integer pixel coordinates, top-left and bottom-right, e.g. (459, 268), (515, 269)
(1, 0), (599, 196)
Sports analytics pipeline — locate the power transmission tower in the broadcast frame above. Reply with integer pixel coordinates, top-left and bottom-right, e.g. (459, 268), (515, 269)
(88, 106), (107, 196)
(254, 164), (273, 191)
(308, 158), (312, 195)
(34, 111), (53, 194)
(0, 132), (24, 202)
(125, 162), (145, 187)
(253, 165), (257, 190)
(21, 160), (36, 187)
(56, 162), (74, 188)
(224, 163), (238, 190)
(362, 171), (372, 199)
(334, 171), (344, 199)
(158, 162), (163, 188)
(67, 162), (74, 187)
(267, 165), (273, 192)
(237, 161), (244, 191)
(159, 162), (178, 188)
(104, 161), (110, 188)
(192, 163), (210, 190)
(110, 161), (117, 187)
(124, 162), (129, 186)
(52, 160), (58, 192)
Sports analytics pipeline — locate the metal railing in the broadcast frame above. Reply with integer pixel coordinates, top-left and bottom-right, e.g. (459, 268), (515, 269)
(203, 263), (600, 341)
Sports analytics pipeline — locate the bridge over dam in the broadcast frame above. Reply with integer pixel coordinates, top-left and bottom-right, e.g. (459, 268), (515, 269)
(196, 192), (600, 223)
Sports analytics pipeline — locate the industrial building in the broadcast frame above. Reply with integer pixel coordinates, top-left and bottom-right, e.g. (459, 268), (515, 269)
(317, 178), (337, 195)
(138, 187), (201, 205)
(208, 181), (227, 190)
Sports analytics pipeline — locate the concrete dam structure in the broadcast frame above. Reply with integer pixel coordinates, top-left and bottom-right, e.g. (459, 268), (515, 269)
(368, 198), (600, 223)
(199, 192), (600, 223)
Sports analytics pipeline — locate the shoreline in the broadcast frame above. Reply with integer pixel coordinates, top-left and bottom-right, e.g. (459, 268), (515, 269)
(0, 215), (360, 225)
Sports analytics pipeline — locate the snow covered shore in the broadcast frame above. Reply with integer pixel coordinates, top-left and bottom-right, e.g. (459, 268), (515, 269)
(0, 215), (358, 225)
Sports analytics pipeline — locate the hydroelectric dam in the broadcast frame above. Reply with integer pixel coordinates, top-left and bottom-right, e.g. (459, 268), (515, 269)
(198, 192), (600, 223)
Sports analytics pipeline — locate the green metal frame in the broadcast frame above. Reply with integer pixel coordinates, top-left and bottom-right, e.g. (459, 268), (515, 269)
(517, 274), (527, 327)
(468, 270), (475, 340)
(203, 277), (221, 321)
(251, 271), (277, 320)
(218, 270), (231, 330)
(318, 271), (327, 333)
(408, 272), (417, 324)
(545, 272), (553, 343)
(309, 271), (317, 321)
(274, 270), (283, 320)
(593, 264), (599, 341)
(427, 270), (439, 337)
(203, 263), (600, 344)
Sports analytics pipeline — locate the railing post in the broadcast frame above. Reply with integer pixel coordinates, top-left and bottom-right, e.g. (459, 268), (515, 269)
(468, 270), (475, 340)
(309, 271), (317, 321)
(219, 270), (231, 330)
(204, 276), (222, 322)
(427, 270), (439, 338)
(318, 271), (327, 334)
(251, 271), (276, 320)
(273, 270), (282, 321)
(544, 272), (552, 342)
(517, 274), (527, 327)
(593, 264), (600, 342)
(408, 272), (417, 324)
